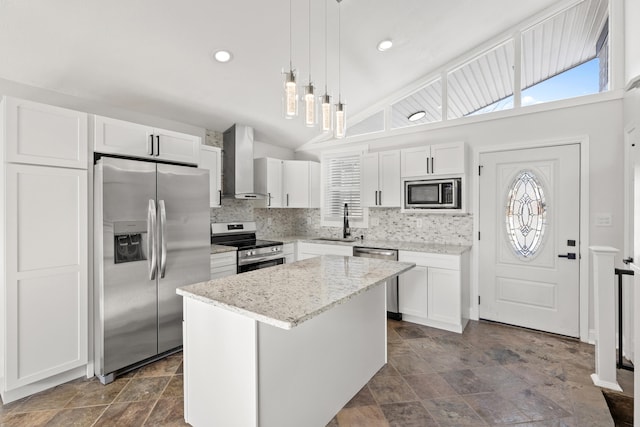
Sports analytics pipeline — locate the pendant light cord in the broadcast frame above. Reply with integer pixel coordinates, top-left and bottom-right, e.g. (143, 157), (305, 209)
(324, 0), (328, 93)
(289, 0), (293, 71)
(308, 0), (312, 83)
(338, 0), (341, 102)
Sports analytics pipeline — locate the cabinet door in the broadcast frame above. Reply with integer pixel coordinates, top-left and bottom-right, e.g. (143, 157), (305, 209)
(398, 265), (428, 318)
(254, 158), (283, 207)
(155, 128), (201, 165)
(400, 146), (430, 177)
(5, 97), (88, 169)
(266, 158), (284, 207)
(200, 146), (221, 207)
(431, 142), (465, 175)
(427, 267), (461, 324)
(5, 164), (88, 389)
(283, 161), (309, 207)
(378, 150), (401, 207)
(361, 153), (380, 207)
(308, 162), (321, 208)
(94, 115), (154, 159)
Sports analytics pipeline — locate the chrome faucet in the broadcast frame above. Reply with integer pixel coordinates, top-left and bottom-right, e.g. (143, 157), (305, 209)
(343, 203), (351, 238)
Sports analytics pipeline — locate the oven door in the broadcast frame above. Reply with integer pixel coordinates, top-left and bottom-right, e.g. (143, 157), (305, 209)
(238, 257), (284, 273)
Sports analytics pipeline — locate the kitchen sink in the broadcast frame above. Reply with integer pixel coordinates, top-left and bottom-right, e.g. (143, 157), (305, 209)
(313, 237), (359, 242)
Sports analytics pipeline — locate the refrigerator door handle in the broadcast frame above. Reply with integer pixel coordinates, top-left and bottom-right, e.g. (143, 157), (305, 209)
(147, 199), (157, 280)
(159, 200), (168, 278)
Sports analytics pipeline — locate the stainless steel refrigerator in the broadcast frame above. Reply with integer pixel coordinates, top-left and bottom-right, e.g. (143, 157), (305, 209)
(94, 156), (210, 384)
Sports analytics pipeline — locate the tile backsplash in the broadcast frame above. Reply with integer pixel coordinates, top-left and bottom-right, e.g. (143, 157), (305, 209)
(211, 202), (473, 246)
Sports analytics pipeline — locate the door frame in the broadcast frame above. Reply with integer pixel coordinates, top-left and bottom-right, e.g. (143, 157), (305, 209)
(472, 135), (590, 342)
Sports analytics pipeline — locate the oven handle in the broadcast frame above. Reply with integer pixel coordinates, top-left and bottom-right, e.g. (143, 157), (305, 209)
(238, 255), (285, 266)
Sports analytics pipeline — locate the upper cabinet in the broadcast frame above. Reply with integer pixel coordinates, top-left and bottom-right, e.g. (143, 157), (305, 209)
(401, 142), (465, 177)
(282, 160), (320, 208)
(199, 145), (221, 208)
(362, 150), (401, 208)
(4, 97), (88, 169)
(254, 157), (284, 208)
(94, 116), (200, 165)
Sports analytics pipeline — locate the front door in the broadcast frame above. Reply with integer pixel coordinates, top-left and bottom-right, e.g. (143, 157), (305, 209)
(478, 144), (580, 337)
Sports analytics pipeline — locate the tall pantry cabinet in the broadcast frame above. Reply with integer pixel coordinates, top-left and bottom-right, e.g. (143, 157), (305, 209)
(0, 97), (89, 403)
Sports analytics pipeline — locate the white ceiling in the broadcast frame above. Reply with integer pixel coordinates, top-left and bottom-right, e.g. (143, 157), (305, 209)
(0, 0), (560, 150)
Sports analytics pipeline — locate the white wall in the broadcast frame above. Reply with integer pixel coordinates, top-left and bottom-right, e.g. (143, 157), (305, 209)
(305, 97), (625, 336)
(254, 141), (295, 160)
(625, 0), (640, 86)
(0, 78), (205, 139)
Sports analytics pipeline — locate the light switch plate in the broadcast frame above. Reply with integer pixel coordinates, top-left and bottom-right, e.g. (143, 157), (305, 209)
(594, 213), (612, 227)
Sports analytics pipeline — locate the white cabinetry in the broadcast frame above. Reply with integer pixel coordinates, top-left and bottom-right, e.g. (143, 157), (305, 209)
(283, 243), (296, 264)
(199, 145), (222, 208)
(4, 97), (87, 169)
(296, 242), (353, 260)
(210, 251), (237, 280)
(362, 150), (401, 207)
(254, 158), (283, 208)
(398, 250), (469, 333)
(401, 142), (465, 177)
(94, 115), (201, 165)
(283, 160), (320, 208)
(0, 97), (89, 403)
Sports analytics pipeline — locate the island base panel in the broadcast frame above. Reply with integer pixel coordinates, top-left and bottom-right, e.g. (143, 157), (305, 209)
(182, 283), (386, 427)
(183, 298), (258, 427)
(258, 283), (387, 427)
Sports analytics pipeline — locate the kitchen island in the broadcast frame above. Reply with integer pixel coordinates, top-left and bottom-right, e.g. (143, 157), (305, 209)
(177, 255), (414, 427)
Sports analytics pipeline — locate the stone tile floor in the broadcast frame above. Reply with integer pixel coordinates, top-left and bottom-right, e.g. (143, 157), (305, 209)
(0, 319), (633, 426)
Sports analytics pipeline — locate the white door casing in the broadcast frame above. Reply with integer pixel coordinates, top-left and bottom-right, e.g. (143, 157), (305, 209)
(478, 144), (580, 337)
(624, 123), (640, 362)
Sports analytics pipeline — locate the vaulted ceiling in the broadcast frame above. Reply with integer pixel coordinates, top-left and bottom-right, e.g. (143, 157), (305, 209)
(0, 0), (560, 149)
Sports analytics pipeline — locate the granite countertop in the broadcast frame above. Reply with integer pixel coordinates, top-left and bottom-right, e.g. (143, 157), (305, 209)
(210, 244), (236, 255)
(177, 255), (414, 330)
(263, 235), (471, 255)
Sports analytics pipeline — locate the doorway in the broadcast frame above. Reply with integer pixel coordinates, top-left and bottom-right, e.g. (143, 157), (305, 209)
(478, 143), (581, 337)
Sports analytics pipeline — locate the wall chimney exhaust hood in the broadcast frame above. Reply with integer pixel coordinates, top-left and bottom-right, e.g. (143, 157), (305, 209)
(222, 124), (265, 199)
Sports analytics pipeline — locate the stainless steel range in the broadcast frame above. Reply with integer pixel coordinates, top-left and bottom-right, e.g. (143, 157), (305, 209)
(211, 222), (284, 273)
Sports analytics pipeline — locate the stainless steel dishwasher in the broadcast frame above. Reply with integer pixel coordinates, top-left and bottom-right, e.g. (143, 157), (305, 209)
(353, 247), (401, 320)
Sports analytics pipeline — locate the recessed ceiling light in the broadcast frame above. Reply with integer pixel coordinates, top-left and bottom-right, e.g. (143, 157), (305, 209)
(408, 111), (426, 122)
(377, 39), (393, 52)
(213, 50), (232, 63)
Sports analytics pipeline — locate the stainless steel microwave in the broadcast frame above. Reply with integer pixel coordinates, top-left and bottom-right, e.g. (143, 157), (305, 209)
(404, 178), (461, 209)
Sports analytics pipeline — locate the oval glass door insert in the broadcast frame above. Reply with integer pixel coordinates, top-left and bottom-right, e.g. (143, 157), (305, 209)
(505, 170), (547, 258)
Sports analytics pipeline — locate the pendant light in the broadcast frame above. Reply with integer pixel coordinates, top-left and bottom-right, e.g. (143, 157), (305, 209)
(334, 0), (346, 139)
(303, 0), (317, 127)
(321, 0), (332, 132)
(283, 0), (298, 119)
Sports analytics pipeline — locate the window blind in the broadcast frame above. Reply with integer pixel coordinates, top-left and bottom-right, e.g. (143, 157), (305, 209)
(323, 153), (363, 223)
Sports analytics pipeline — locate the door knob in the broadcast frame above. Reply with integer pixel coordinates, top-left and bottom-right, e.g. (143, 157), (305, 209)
(558, 253), (576, 260)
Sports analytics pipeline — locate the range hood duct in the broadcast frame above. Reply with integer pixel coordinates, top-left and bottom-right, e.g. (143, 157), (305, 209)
(222, 124), (265, 199)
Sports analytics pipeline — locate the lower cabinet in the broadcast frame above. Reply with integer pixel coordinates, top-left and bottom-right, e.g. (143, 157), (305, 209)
(210, 251), (237, 279)
(296, 242), (353, 260)
(283, 243), (296, 264)
(398, 250), (469, 333)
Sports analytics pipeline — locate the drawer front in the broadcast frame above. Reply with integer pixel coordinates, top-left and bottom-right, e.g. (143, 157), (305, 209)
(210, 265), (237, 280)
(210, 252), (237, 269)
(399, 251), (460, 270)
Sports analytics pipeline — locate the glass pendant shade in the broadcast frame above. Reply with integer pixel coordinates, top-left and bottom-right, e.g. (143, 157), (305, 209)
(334, 101), (346, 139)
(304, 83), (317, 127)
(321, 93), (332, 131)
(283, 69), (298, 119)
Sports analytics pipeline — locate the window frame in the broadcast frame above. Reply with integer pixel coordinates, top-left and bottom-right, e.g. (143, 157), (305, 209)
(320, 149), (368, 228)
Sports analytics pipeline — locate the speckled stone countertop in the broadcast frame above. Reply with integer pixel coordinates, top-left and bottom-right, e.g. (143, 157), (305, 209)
(210, 244), (236, 255)
(262, 235), (471, 255)
(177, 255), (414, 330)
